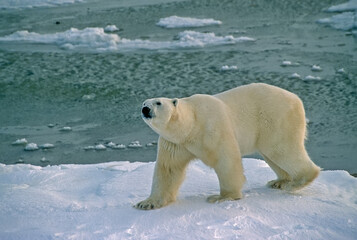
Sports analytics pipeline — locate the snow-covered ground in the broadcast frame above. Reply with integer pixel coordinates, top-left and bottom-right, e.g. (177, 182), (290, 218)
(1, 159), (356, 239)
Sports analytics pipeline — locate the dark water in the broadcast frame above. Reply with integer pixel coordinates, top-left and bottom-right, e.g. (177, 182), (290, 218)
(0, 0), (356, 173)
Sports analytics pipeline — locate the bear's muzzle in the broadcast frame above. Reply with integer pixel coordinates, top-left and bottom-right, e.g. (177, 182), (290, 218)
(142, 106), (152, 119)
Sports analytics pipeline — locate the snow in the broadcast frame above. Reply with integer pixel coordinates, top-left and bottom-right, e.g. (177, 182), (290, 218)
(0, 0), (83, 9)
(157, 16), (222, 28)
(0, 158), (356, 239)
(0, 28), (255, 52)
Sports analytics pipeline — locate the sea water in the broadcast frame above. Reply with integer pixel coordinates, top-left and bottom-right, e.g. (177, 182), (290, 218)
(0, 0), (356, 174)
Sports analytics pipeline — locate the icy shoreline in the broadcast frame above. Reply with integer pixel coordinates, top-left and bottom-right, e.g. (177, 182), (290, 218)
(0, 158), (356, 239)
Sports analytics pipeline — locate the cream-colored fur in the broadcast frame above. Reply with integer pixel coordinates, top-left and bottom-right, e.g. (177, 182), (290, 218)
(135, 83), (320, 210)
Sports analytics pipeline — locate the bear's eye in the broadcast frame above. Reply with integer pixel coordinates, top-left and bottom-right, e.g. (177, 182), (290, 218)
(156, 101), (161, 106)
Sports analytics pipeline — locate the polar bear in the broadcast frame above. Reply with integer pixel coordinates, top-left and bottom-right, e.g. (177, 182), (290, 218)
(135, 83), (320, 210)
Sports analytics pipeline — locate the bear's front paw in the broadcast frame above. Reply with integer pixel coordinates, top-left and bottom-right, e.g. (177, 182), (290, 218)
(134, 198), (164, 210)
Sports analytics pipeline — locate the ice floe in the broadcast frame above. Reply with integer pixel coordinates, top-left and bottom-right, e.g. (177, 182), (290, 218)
(111, 144), (126, 149)
(280, 60), (299, 67)
(128, 140), (143, 148)
(104, 25), (119, 32)
(221, 65), (238, 71)
(0, 28), (255, 51)
(318, 11), (357, 31)
(311, 65), (323, 72)
(318, 0), (357, 34)
(326, 0), (357, 12)
(24, 143), (39, 151)
(304, 75), (322, 81)
(39, 143), (55, 149)
(94, 144), (106, 151)
(290, 73), (302, 79)
(337, 68), (346, 74)
(59, 126), (72, 132)
(0, 0), (83, 9)
(82, 93), (96, 101)
(157, 16), (222, 28)
(12, 138), (28, 145)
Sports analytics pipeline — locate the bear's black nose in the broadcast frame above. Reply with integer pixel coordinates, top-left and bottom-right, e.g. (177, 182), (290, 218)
(142, 106), (152, 119)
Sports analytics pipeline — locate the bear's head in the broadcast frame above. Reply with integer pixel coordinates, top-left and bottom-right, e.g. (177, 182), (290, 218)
(142, 97), (178, 127)
(142, 97), (191, 143)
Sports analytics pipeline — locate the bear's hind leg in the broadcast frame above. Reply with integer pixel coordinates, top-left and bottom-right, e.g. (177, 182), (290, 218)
(262, 154), (292, 189)
(263, 148), (320, 191)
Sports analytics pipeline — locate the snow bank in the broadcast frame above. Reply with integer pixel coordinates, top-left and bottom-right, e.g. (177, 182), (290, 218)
(157, 16), (222, 28)
(0, 0), (83, 9)
(0, 159), (356, 240)
(0, 28), (254, 51)
(318, 0), (357, 34)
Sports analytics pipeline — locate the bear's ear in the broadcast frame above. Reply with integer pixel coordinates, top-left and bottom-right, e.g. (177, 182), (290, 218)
(172, 98), (178, 107)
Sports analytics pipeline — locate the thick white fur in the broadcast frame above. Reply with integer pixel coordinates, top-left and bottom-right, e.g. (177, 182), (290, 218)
(135, 83), (320, 210)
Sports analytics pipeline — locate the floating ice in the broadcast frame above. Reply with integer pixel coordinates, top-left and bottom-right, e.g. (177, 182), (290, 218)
(94, 144), (106, 151)
(12, 138), (28, 145)
(326, 0), (357, 12)
(318, 12), (357, 31)
(337, 68), (346, 73)
(0, 0), (83, 9)
(39, 143), (55, 149)
(157, 16), (222, 28)
(111, 144), (126, 149)
(281, 60), (292, 66)
(0, 28), (255, 52)
(104, 25), (119, 32)
(105, 142), (117, 148)
(83, 146), (95, 151)
(82, 93), (96, 101)
(318, 0), (357, 34)
(221, 65), (238, 71)
(128, 141), (142, 148)
(304, 75), (322, 81)
(281, 61), (299, 67)
(24, 143), (39, 151)
(290, 73), (302, 79)
(60, 126), (72, 132)
(311, 65), (323, 72)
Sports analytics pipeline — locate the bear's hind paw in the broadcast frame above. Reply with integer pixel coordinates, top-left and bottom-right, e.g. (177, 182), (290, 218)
(206, 194), (241, 203)
(267, 179), (290, 190)
(134, 198), (165, 210)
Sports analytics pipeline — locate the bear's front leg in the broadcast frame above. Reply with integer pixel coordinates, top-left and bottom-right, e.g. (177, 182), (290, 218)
(207, 144), (246, 203)
(135, 137), (194, 210)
